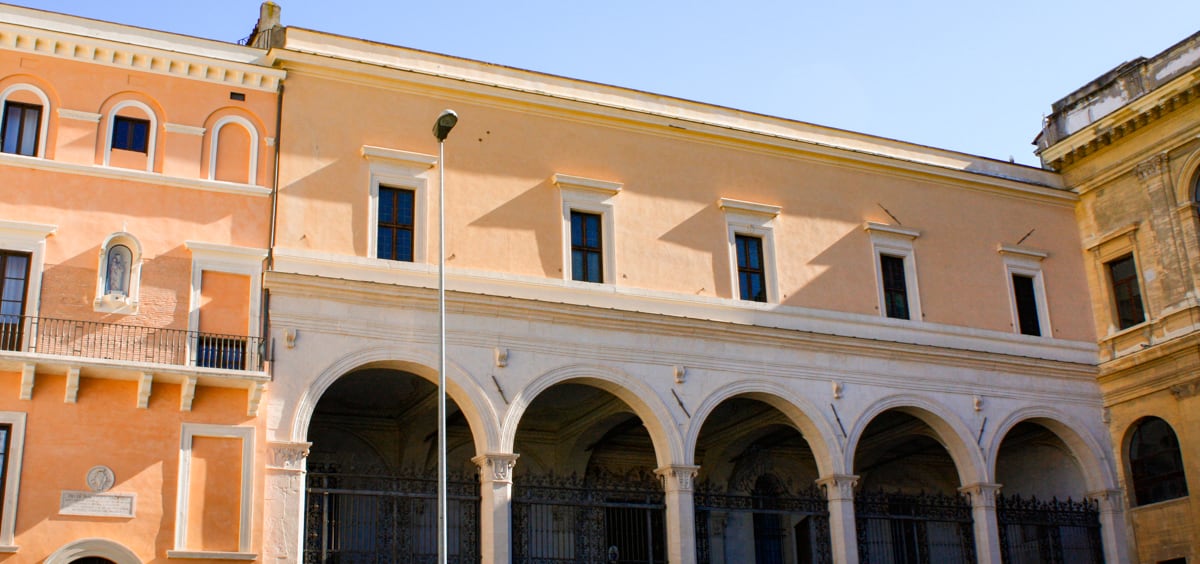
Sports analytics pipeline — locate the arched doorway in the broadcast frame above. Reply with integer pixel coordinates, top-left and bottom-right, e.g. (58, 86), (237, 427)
(993, 420), (1103, 562)
(852, 410), (974, 563)
(511, 382), (665, 563)
(692, 397), (831, 564)
(304, 368), (480, 563)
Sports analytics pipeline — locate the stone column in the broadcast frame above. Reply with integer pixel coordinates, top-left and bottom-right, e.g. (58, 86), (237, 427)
(263, 441), (310, 562)
(1088, 488), (1132, 563)
(473, 453), (519, 564)
(655, 464), (700, 564)
(816, 474), (859, 564)
(958, 482), (1002, 564)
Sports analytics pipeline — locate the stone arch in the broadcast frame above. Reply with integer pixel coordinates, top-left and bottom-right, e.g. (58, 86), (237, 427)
(0, 76), (55, 158)
(202, 109), (264, 184)
(96, 92), (165, 171)
(846, 394), (985, 486)
(986, 407), (1116, 494)
(686, 379), (844, 477)
(292, 345), (501, 458)
(44, 538), (141, 564)
(501, 363), (683, 468)
(1172, 147), (1200, 204)
(94, 231), (143, 314)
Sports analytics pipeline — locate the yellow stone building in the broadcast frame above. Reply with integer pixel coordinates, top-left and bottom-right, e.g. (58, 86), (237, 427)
(1038, 31), (1200, 564)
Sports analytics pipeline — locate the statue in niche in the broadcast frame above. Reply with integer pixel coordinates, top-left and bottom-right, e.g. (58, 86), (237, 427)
(105, 244), (132, 297)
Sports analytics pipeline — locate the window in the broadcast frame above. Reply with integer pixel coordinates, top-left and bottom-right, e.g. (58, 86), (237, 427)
(1108, 254), (1145, 330)
(0, 251), (29, 352)
(195, 335), (247, 370)
(880, 254), (909, 319)
(111, 116), (150, 153)
(1011, 274), (1041, 336)
(377, 186), (416, 262)
(1, 101), (40, 157)
(1128, 417), (1188, 506)
(0, 412), (24, 549)
(865, 222), (921, 321)
(736, 234), (766, 302)
(570, 211), (603, 283)
(1000, 245), (1050, 337)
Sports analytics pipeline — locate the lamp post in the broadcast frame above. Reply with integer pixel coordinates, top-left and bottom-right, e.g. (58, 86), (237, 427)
(432, 109), (458, 564)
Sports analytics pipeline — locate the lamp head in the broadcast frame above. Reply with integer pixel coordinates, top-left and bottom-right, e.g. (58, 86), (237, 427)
(433, 109), (458, 141)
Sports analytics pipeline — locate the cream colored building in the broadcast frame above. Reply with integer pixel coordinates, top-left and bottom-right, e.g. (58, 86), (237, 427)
(1038, 31), (1200, 564)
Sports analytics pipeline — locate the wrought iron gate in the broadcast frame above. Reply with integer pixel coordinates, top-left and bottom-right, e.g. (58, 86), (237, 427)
(305, 465), (480, 563)
(512, 470), (665, 563)
(997, 495), (1103, 564)
(855, 490), (975, 564)
(694, 484), (832, 564)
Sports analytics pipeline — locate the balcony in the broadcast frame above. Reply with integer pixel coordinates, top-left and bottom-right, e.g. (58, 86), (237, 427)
(0, 315), (263, 372)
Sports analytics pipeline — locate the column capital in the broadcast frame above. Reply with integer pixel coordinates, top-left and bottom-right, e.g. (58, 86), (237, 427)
(654, 464), (700, 492)
(1135, 152), (1169, 182)
(958, 482), (1003, 508)
(1087, 488), (1124, 510)
(473, 453), (519, 484)
(266, 441), (311, 472)
(816, 474), (859, 501)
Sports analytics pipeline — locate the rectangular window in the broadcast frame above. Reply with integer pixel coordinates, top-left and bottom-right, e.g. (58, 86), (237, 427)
(571, 210), (603, 283)
(1012, 274), (1041, 336)
(0, 424), (10, 513)
(0, 251), (30, 352)
(112, 116), (150, 153)
(377, 186), (415, 262)
(1108, 254), (1145, 330)
(1, 102), (40, 157)
(735, 234), (766, 302)
(880, 254), (909, 320)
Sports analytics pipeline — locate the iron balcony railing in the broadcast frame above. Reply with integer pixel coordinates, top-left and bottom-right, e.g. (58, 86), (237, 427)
(0, 314), (263, 371)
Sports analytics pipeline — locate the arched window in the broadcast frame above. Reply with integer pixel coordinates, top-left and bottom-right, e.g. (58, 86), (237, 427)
(207, 115), (259, 184)
(0, 83), (50, 158)
(94, 233), (142, 314)
(1128, 416), (1188, 506)
(102, 99), (157, 172)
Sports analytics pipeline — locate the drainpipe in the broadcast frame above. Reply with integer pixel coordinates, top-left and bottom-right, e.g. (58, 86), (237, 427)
(262, 80), (283, 377)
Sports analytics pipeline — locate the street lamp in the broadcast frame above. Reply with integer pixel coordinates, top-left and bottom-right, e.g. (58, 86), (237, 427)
(432, 109), (457, 564)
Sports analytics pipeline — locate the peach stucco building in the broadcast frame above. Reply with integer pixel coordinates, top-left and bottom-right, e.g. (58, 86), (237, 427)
(0, 3), (1151, 564)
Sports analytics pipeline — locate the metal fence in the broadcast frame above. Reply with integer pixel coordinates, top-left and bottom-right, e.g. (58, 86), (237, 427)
(305, 466), (481, 564)
(855, 490), (976, 564)
(694, 483), (832, 564)
(996, 495), (1103, 564)
(0, 315), (262, 371)
(512, 469), (666, 564)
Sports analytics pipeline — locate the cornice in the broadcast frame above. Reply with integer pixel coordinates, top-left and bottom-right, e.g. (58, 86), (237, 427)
(1098, 329), (1200, 404)
(0, 19), (283, 92)
(0, 152), (270, 197)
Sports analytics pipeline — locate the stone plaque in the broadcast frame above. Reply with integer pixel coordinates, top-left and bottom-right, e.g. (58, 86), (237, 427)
(59, 490), (136, 518)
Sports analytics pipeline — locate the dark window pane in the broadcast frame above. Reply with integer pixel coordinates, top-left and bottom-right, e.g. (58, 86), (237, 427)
(881, 255), (909, 319)
(395, 230), (413, 262)
(585, 252), (602, 282)
(2, 102), (40, 156)
(19, 109), (38, 156)
(377, 228), (393, 260)
(735, 235), (766, 302)
(571, 250), (585, 281)
(1108, 255), (1145, 330)
(396, 190), (414, 224)
(569, 211), (603, 283)
(379, 190), (395, 223)
(1129, 417), (1189, 506)
(1012, 274), (1041, 336)
(112, 116), (150, 153)
(377, 186), (415, 262)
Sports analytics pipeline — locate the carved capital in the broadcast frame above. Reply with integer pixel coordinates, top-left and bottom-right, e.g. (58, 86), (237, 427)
(1135, 153), (1169, 182)
(654, 464), (700, 492)
(1087, 488), (1124, 511)
(958, 482), (1002, 508)
(267, 441), (311, 472)
(473, 453), (519, 484)
(816, 474), (859, 501)
(1170, 379), (1200, 399)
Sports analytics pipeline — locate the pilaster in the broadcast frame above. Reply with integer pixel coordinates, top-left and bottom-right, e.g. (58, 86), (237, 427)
(1136, 153), (1193, 308)
(817, 474), (859, 564)
(655, 464), (700, 564)
(474, 453), (519, 564)
(1089, 488), (1132, 564)
(263, 441), (310, 563)
(958, 482), (1002, 564)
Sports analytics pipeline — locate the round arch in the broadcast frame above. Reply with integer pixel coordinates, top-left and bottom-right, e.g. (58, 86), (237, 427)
(985, 407), (1116, 494)
(97, 92), (165, 172)
(846, 394), (986, 486)
(501, 363), (684, 469)
(686, 379), (845, 477)
(44, 538), (141, 564)
(1171, 148), (1200, 204)
(204, 111), (262, 184)
(0, 80), (52, 157)
(292, 345), (501, 458)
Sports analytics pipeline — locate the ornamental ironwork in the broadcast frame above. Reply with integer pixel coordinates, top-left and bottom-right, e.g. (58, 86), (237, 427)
(996, 494), (1103, 564)
(694, 481), (832, 564)
(855, 490), (975, 564)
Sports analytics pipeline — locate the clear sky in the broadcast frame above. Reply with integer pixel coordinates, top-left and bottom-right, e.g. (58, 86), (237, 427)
(10, 1), (1200, 166)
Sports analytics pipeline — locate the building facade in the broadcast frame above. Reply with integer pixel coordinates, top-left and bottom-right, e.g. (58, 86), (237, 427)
(1038, 31), (1200, 564)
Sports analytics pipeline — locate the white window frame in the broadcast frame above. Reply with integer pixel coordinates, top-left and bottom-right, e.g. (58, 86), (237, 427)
(362, 145), (436, 263)
(103, 100), (158, 171)
(171, 423), (255, 557)
(865, 222), (922, 320)
(554, 173), (621, 284)
(999, 245), (1052, 337)
(719, 198), (780, 303)
(94, 232), (143, 315)
(207, 115), (259, 185)
(0, 83), (50, 158)
(184, 242), (267, 369)
(1086, 223), (1147, 335)
(0, 412), (26, 551)
(0, 220), (56, 347)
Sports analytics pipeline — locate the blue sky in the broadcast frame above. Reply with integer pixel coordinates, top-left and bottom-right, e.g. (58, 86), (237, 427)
(10, 1), (1200, 166)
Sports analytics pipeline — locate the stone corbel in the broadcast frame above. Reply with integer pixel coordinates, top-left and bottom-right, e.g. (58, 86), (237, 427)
(65, 366), (80, 403)
(136, 372), (153, 408)
(180, 375), (197, 411)
(19, 363), (34, 400)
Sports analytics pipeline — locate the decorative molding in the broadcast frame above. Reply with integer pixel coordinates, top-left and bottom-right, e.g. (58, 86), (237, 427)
(997, 245), (1048, 260)
(1135, 153), (1170, 182)
(816, 474), (859, 501)
(958, 482), (1002, 508)
(674, 365), (687, 384)
(165, 550), (257, 561)
(0, 151), (270, 196)
(57, 108), (100, 122)
(175, 424), (255, 553)
(266, 441), (311, 472)
(494, 347), (508, 368)
(473, 453), (519, 483)
(654, 464), (699, 492)
(164, 123), (206, 136)
(863, 221), (920, 239)
(1087, 488), (1124, 510)
(832, 381), (843, 400)
(361, 145), (437, 169)
(718, 197), (781, 218)
(0, 412), (25, 547)
(18, 363), (33, 400)
(136, 372), (152, 408)
(552, 173), (622, 196)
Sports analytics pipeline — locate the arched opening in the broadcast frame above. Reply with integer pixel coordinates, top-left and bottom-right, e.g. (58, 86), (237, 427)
(511, 382), (664, 563)
(72, 559), (116, 564)
(304, 368), (480, 563)
(852, 410), (974, 563)
(993, 421), (1103, 562)
(1127, 416), (1188, 507)
(692, 397), (831, 564)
